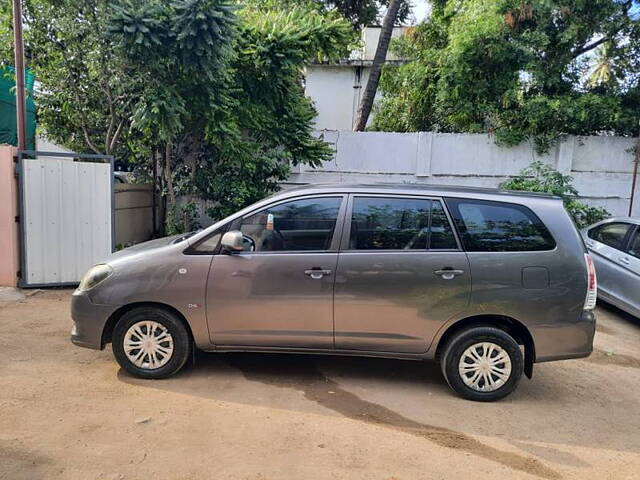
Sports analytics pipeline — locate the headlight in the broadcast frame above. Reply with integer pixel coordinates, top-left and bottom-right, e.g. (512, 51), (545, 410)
(77, 264), (113, 291)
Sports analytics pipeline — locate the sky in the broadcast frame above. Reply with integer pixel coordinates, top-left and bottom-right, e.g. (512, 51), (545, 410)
(412, 0), (431, 23)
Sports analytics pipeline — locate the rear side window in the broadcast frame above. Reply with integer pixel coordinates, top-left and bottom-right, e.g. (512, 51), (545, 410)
(445, 198), (556, 252)
(588, 222), (632, 251)
(349, 197), (457, 250)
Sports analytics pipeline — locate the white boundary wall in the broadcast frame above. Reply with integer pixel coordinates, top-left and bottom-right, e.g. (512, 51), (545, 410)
(286, 131), (639, 217)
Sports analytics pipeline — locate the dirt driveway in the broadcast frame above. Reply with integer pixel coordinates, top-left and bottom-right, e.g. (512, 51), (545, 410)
(1, 290), (639, 480)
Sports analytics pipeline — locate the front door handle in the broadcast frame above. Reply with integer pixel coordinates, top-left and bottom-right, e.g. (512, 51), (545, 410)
(434, 269), (465, 280)
(304, 269), (332, 280)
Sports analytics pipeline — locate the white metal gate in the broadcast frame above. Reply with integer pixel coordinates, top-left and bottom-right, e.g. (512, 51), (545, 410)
(18, 151), (114, 287)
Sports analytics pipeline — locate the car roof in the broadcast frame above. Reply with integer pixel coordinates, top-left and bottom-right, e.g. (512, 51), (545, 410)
(277, 183), (562, 201)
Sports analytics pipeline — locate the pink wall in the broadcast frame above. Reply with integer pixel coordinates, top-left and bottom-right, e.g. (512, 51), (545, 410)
(0, 145), (19, 287)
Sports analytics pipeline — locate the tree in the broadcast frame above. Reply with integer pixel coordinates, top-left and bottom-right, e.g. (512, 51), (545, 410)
(319, 0), (412, 29)
(17, 0), (137, 157)
(500, 162), (609, 228)
(196, 2), (355, 220)
(587, 42), (616, 88)
(107, 0), (354, 231)
(107, 0), (239, 222)
(353, 0), (402, 130)
(373, 0), (640, 152)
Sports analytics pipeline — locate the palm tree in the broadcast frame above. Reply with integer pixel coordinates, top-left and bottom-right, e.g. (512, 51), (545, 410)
(586, 41), (616, 88)
(353, 0), (402, 131)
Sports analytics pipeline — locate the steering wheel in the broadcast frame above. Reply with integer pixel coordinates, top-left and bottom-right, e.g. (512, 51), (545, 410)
(272, 228), (288, 250)
(260, 228), (288, 251)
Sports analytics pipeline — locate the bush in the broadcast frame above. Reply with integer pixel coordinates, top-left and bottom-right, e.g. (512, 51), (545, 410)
(166, 201), (201, 235)
(500, 162), (609, 228)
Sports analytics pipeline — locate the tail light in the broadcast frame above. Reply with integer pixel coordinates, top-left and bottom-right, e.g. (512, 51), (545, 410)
(584, 253), (597, 310)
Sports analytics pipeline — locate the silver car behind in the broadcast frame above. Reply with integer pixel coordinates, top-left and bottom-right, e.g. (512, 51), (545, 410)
(582, 217), (640, 317)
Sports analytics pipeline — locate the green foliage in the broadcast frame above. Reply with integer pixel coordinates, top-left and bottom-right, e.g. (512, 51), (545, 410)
(319, 0), (413, 28)
(500, 161), (610, 227)
(197, 1), (357, 220)
(373, 0), (640, 152)
(18, 0), (138, 156)
(166, 201), (201, 235)
(0, 2), (12, 67)
(107, 0), (238, 144)
(248, 0), (412, 29)
(109, 0), (355, 230)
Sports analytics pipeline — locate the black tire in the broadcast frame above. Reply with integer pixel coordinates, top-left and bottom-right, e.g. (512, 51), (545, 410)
(112, 307), (191, 379)
(440, 326), (523, 402)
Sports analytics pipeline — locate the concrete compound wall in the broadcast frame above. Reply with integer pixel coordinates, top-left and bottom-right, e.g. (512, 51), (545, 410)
(114, 184), (154, 247)
(287, 131), (640, 218)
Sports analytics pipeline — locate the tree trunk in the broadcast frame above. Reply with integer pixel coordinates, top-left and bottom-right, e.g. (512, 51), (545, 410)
(156, 147), (167, 236)
(162, 143), (176, 234)
(164, 143), (176, 208)
(353, 0), (402, 131)
(151, 146), (158, 237)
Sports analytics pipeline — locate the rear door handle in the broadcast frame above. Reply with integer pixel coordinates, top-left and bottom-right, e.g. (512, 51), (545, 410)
(618, 257), (631, 265)
(434, 269), (465, 280)
(304, 269), (332, 280)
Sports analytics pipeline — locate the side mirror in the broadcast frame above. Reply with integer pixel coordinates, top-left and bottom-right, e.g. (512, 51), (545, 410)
(221, 230), (244, 253)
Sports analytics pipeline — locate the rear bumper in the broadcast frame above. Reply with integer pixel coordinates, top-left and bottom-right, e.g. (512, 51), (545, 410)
(533, 309), (596, 363)
(70, 291), (117, 350)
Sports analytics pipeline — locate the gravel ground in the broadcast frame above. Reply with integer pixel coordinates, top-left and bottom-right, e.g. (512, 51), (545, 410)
(1, 289), (639, 480)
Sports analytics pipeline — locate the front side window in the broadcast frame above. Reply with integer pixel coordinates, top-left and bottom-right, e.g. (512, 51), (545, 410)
(445, 198), (556, 252)
(239, 197), (342, 252)
(588, 222), (631, 251)
(349, 197), (457, 250)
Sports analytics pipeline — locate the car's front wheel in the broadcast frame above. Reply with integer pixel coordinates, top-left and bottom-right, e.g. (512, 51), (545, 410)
(440, 326), (523, 401)
(112, 307), (191, 379)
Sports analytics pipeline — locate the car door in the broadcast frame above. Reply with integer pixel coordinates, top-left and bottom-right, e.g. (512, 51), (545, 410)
(333, 195), (471, 353)
(585, 222), (634, 302)
(206, 195), (346, 348)
(614, 226), (640, 316)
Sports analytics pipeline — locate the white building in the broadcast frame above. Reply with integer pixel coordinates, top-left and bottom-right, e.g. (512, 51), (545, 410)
(304, 27), (408, 131)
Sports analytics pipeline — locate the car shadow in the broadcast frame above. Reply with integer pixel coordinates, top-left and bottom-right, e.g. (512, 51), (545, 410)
(597, 299), (640, 330)
(116, 346), (639, 459)
(118, 351), (568, 479)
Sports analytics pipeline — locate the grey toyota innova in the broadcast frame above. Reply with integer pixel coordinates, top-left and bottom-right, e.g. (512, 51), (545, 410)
(71, 184), (596, 401)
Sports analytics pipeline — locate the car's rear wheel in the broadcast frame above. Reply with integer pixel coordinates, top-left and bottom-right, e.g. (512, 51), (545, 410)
(112, 307), (191, 379)
(440, 326), (523, 401)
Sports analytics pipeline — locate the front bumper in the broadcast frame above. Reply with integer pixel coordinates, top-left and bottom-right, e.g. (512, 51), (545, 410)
(70, 290), (118, 350)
